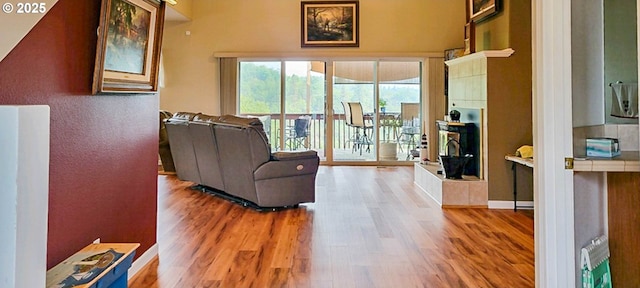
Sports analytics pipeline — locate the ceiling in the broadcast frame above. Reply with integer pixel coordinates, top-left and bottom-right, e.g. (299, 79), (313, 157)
(164, 5), (190, 22)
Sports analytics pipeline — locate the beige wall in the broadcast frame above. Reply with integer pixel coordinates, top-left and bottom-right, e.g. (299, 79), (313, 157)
(445, 0), (532, 201)
(0, 0), (58, 62)
(474, 0), (511, 51)
(160, 0), (466, 114)
(170, 0), (192, 20)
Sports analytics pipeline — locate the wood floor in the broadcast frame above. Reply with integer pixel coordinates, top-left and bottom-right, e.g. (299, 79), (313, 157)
(130, 166), (534, 288)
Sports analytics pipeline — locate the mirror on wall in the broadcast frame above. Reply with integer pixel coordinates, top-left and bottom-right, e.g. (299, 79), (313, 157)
(571, 0), (638, 127)
(604, 0), (638, 124)
(571, 0), (639, 155)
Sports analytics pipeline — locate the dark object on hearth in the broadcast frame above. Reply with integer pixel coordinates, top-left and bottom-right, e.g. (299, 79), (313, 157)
(436, 119), (478, 177)
(439, 138), (473, 179)
(449, 110), (461, 122)
(440, 154), (473, 179)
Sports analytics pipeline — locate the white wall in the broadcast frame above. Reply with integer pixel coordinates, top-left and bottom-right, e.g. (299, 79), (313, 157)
(573, 172), (607, 285)
(0, 106), (50, 288)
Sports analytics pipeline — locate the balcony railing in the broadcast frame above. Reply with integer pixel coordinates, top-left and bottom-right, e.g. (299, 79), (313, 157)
(245, 113), (348, 151)
(242, 113), (410, 154)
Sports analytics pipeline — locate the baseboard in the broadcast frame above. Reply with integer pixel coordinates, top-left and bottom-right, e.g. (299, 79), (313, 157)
(488, 200), (534, 210)
(443, 204), (488, 208)
(128, 243), (158, 280)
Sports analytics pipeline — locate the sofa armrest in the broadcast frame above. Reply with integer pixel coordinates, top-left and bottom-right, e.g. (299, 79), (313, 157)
(254, 155), (319, 180)
(271, 150), (318, 161)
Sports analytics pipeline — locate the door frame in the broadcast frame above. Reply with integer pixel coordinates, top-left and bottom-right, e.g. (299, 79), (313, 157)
(533, 0), (576, 286)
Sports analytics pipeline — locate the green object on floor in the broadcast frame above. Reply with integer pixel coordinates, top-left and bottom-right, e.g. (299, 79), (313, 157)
(581, 259), (611, 288)
(581, 235), (612, 288)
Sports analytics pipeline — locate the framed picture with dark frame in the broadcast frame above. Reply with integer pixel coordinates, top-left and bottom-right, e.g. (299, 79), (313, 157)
(445, 48), (465, 61)
(92, 0), (165, 94)
(301, 1), (359, 47)
(468, 0), (500, 23)
(464, 22), (475, 54)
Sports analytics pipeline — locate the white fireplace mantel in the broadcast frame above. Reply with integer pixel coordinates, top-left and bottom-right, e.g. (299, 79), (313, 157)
(445, 48), (515, 66)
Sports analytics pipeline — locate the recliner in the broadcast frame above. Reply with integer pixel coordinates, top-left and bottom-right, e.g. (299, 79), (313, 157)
(165, 113), (319, 208)
(189, 114), (225, 191)
(159, 110), (176, 172)
(164, 112), (202, 183)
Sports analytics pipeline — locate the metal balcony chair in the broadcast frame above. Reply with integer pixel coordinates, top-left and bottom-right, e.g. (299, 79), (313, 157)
(342, 102), (373, 155)
(285, 115), (312, 150)
(397, 102), (420, 159)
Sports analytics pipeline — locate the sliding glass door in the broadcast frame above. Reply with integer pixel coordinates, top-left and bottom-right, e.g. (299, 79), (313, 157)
(238, 59), (421, 164)
(378, 61), (422, 161)
(331, 61), (421, 163)
(283, 61), (326, 158)
(238, 61), (326, 160)
(332, 61), (377, 162)
(238, 61), (281, 148)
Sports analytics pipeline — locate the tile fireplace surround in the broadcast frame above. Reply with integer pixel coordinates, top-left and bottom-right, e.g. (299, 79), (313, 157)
(414, 162), (488, 208)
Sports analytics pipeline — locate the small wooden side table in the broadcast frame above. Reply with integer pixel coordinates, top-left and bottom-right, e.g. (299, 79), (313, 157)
(46, 243), (139, 288)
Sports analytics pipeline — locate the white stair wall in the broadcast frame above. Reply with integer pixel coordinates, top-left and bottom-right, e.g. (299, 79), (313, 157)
(0, 106), (50, 288)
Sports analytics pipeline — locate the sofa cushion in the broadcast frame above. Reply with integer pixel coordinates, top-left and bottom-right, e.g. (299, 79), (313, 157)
(165, 116), (202, 183)
(218, 114), (263, 126)
(193, 114), (221, 123)
(271, 150), (318, 161)
(218, 114), (270, 146)
(244, 115), (271, 135)
(171, 112), (201, 121)
(189, 121), (225, 191)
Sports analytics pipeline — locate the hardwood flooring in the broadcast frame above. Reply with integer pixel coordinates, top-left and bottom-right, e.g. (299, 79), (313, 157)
(129, 166), (534, 288)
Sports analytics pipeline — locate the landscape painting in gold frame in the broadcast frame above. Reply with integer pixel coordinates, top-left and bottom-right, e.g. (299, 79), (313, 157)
(468, 0), (500, 23)
(92, 0), (165, 94)
(301, 1), (359, 47)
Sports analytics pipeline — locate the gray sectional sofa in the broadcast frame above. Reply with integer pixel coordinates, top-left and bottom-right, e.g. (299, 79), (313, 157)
(164, 112), (319, 209)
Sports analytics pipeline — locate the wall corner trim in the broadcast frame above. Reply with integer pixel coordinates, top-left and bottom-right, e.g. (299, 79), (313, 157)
(488, 200), (534, 209)
(128, 243), (158, 280)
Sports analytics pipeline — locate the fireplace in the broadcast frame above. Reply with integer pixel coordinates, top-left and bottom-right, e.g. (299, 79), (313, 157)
(436, 107), (481, 177)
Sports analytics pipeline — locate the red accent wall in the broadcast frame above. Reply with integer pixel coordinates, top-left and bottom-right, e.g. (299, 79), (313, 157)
(0, 0), (158, 268)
